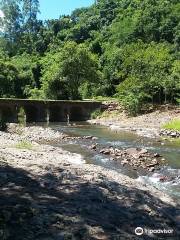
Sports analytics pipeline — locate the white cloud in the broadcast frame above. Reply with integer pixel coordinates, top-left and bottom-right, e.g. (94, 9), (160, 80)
(0, 10), (4, 18)
(0, 10), (4, 32)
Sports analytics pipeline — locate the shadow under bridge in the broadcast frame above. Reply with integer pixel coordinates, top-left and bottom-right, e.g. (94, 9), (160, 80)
(0, 99), (102, 123)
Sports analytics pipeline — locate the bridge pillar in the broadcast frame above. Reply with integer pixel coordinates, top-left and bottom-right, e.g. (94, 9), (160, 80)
(49, 106), (65, 122)
(0, 99), (102, 123)
(0, 104), (18, 123)
(36, 105), (47, 122)
(46, 107), (50, 124)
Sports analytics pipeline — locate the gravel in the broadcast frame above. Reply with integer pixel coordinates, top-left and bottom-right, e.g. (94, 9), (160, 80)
(0, 126), (179, 239)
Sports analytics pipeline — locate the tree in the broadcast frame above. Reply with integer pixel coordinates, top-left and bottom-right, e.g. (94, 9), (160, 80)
(114, 41), (178, 114)
(0, 0), (41, 55)
(22, 0), (40, 33)
(0, 0), (179, 109)
(0, 0), (22, 54)
(0, 60), (19, 97)
(40, 42), (101, 100)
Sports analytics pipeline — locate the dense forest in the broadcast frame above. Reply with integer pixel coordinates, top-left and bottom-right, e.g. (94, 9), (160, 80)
(0, 0), (180, 115)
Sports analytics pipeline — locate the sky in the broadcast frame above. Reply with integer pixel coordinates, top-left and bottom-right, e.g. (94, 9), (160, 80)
(38, 0), (95, 20)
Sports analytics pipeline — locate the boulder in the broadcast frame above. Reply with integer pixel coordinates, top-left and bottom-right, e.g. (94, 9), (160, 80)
(92, 137), (98, 140)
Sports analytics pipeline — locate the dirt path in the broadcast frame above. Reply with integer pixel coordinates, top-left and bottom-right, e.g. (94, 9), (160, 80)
(0, 127), (179, 239)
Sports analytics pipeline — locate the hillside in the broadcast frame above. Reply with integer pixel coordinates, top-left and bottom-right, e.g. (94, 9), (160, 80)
(0, 0), (180, 115)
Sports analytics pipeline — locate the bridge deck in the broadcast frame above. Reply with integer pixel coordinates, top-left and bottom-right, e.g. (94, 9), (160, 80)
(0, 98), (102, 123)
(0, 98), (101, 103)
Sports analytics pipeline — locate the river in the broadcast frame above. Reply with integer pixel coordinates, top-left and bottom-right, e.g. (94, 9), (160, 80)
(43, 122), (180, 201)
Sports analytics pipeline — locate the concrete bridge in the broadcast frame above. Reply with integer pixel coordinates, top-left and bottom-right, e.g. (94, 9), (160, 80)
(0, 99), (102, 123)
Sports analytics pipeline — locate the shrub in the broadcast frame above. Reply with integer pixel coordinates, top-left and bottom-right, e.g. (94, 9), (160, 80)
(118, 91), (146, 116)
(18, 107), (26, 126)
(91, 109), (102, 119)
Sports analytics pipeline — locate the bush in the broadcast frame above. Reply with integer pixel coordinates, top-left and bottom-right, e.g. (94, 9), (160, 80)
(18, 107), (26, 126)
(90, 109), (102, 119)
(118, 92), (145, 116)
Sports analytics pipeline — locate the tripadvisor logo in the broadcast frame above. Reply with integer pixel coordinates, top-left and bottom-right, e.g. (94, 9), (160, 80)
(135, 227), (144, 236)
(135, 227), (174, 236)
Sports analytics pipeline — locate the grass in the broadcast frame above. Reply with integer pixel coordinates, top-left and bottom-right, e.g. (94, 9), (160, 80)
(163, 119), (180, 131)
(101, 110), (120, 118)
(15, 141), (33, 150)
(171, 138), (180, 145)
(91, 109), (121, 120)
(92, 96), (118, 101)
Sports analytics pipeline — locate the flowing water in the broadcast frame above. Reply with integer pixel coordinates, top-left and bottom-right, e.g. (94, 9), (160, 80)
(45, 122), (180, 201)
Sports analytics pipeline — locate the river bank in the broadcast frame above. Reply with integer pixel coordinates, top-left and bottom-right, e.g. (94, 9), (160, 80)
(89, 107), (180, 139)
(0, 125), (179, 239)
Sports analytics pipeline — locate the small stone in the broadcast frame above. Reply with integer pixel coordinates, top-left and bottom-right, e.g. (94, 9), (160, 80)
(90, 144), (97, 150)
(84, 136), (93, 139)
(92, 137), (98, 140)
(100, 149), (111, 155)
(121, 160), (128, 166)
(154, 153), (161, 157)
(149, 167), (155, 172)
(139, 149), (148, 155)
(147, 161), (158, 167)
(103, 150), (111, 155)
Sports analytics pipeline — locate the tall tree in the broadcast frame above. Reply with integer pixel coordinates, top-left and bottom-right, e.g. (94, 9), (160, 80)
(0, 0), (22, 45)
(22, 0), (40, 33)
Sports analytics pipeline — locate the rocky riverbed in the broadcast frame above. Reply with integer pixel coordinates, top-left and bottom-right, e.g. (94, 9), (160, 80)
(160, 129), (180, 138)
(89, 108), (180, 139)
(89, 145), (165, 172)
(0, 125), (179, 239)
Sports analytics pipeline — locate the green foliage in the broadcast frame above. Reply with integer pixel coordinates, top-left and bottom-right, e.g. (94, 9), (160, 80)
(118, 90), (146, 116)
(115, 41), (179, 114)
(92, 96), (117, 101)
(0, 0), (41, 55)
(22, 0), (40, 33)
(163, 119), (180, 131)
(90, 109), (102, 119)
(25, 88), (45, 100)
(15, 140), (33, 150)
(0, 52), (40, 98)
(17, 107), (26, 126)
(40, 41), (101, 100)
(0, 0), (179, 114)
